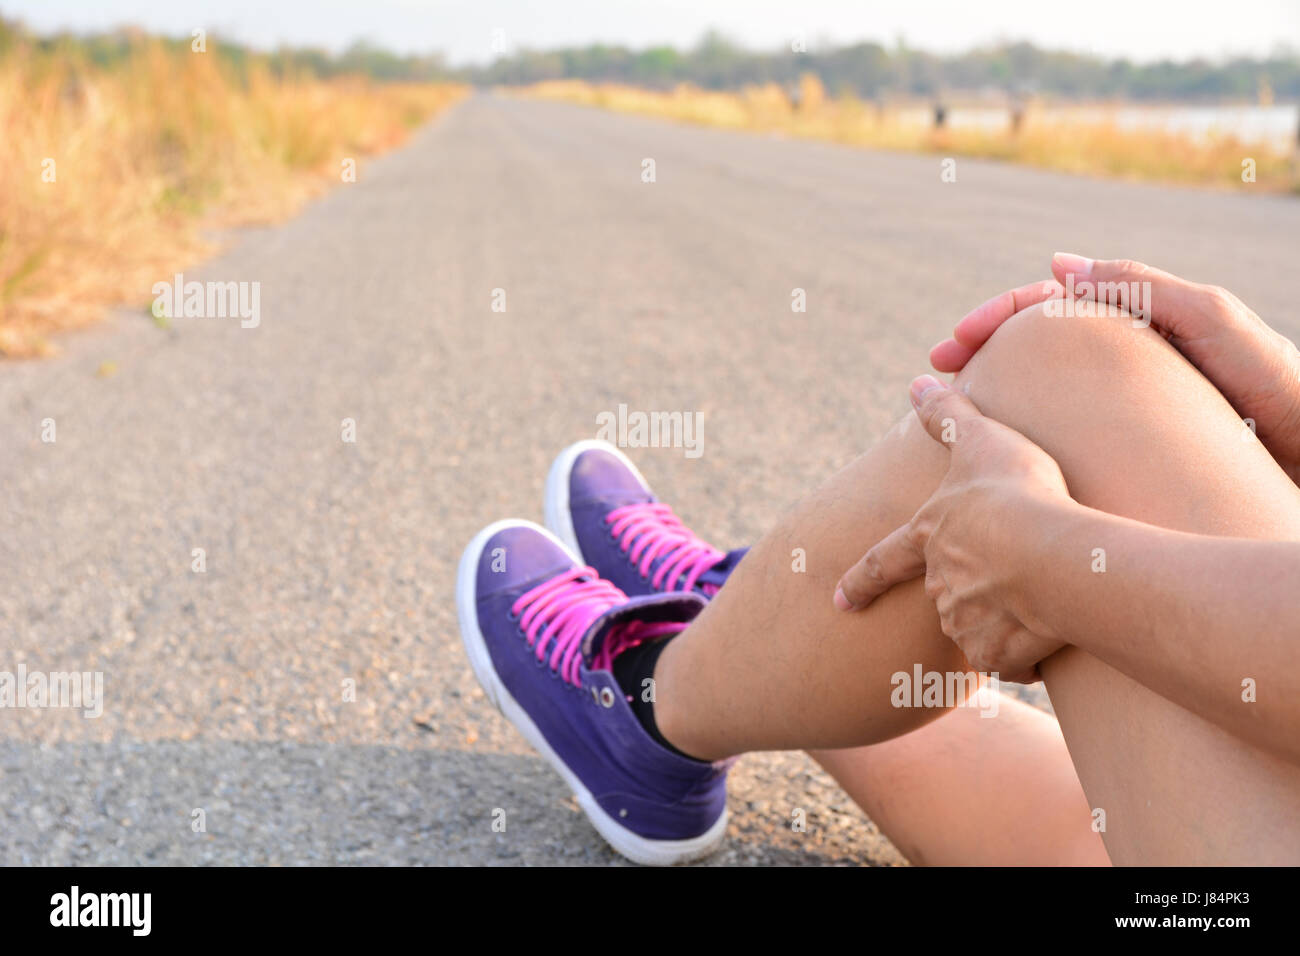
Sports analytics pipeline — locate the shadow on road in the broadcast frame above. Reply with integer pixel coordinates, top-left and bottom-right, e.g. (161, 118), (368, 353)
(0, 739), (891, 866)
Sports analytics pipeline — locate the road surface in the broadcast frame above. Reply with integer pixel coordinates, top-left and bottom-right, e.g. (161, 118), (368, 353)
(2, 93), (1297, 865)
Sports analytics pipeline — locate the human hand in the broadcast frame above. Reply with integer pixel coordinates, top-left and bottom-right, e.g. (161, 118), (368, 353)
(834, 376), (1078, 682)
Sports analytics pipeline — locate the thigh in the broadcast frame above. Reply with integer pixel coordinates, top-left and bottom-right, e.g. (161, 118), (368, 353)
(661, 297), (1300, 864)
(960, 302), (1300, 864)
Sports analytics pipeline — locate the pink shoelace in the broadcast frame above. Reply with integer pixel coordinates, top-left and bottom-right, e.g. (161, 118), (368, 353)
(606, 502), (725, 594)
(511, 567), (686, 688)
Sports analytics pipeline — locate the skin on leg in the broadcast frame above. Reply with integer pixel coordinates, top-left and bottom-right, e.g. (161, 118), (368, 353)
(655, 299), (1300, 864)
(810, 695), (1109, 866)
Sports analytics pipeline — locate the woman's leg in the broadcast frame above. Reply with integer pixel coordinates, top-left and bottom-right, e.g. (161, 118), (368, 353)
(653, 299), (1300, 864)
(811, 695), (1109, 866)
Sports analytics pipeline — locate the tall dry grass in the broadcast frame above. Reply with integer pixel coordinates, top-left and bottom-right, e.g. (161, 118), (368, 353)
(0, 36), (466, 356)
(520, 78), (1299, 195)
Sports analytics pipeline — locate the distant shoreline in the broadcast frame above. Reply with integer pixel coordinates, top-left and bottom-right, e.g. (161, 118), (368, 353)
(516, 80), (1300, 195)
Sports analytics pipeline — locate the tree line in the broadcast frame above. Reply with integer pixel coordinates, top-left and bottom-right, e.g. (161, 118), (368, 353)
(4, 19), (1295, 101)
(473, 31), (1299, 101)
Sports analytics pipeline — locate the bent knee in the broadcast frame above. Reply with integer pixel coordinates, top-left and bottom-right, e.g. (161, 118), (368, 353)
(957, 299), (1193, 411)
(953, 298), (1230, 448)
(950, 298), (1299, 531)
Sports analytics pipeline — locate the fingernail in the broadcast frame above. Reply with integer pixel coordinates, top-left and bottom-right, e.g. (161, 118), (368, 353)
(1053, 251), (1093, 276)
(833, 587), (853, 611)
(909, 374), (945, 407)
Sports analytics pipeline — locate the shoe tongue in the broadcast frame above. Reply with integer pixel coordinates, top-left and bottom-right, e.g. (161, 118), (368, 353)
(582, 591), (707, 662)
(695, 547), (749, 591)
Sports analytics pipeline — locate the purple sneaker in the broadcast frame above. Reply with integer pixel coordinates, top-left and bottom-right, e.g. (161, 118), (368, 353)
(543, 440), (747, 599)
(456, 519), (731, 865)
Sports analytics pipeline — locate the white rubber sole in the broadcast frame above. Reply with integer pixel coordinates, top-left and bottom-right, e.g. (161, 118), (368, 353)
(456, 518), (727, 866)
(543, 439), (653, 563)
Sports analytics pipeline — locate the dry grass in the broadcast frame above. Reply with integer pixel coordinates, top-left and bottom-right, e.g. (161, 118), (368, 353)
(519, 78), (1299, 195)
(0, 36), (466, 356)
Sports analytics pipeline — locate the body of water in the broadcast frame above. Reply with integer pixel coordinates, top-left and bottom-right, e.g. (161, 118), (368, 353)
(897, 103), (1299, 150)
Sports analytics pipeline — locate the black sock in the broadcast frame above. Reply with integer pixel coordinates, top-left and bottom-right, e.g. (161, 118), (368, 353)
(612, 637), (700, 761)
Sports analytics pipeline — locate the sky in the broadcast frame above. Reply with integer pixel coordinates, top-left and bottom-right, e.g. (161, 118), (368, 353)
(3, 0), (1297, 66)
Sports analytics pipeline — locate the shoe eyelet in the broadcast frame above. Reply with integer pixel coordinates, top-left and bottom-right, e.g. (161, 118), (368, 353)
(590, 687), (600, 706)
(599, 687), (616, 709)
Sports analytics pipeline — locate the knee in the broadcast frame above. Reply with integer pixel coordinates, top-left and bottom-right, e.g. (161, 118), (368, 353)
(943, 297), (1272, 518)
(950, 297), (1223, 448)
(957, 298), (1175, 400)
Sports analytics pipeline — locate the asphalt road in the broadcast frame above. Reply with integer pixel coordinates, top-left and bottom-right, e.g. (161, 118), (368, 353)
(3, 93), (1297, 866)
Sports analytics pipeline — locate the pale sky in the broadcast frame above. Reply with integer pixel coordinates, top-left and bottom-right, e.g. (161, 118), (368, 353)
(4, 0), (1297, 66)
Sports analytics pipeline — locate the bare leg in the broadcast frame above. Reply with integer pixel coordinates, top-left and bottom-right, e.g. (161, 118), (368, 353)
(811, 696), (1109, 866)
(654, 300), (1300, 864)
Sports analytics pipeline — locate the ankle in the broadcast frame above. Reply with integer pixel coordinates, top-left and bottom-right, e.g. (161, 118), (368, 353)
(652, 640), (729, 762)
